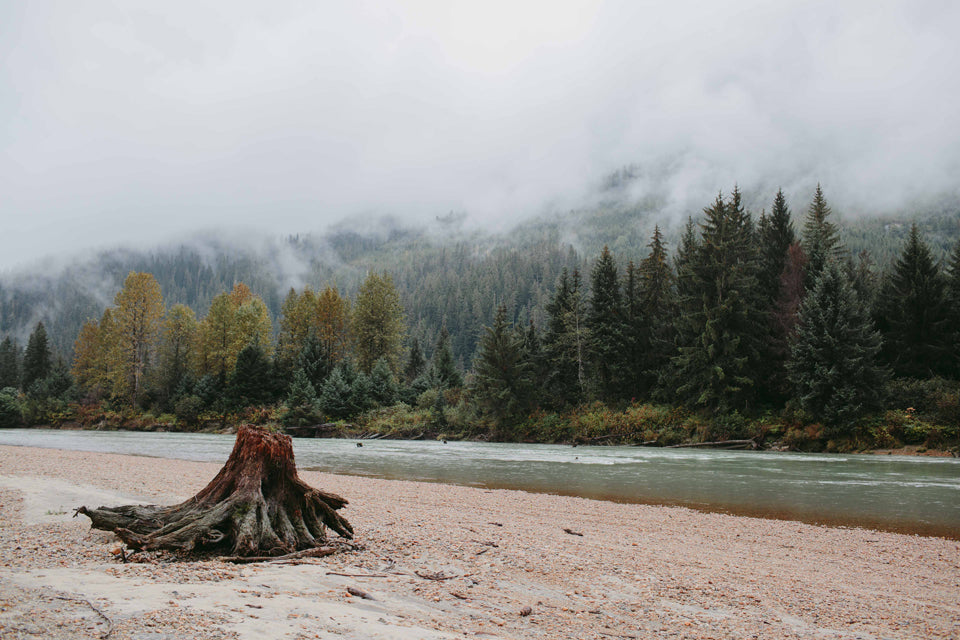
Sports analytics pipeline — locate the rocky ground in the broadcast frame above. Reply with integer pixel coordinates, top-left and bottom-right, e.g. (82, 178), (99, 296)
(0, 444), (957, 639)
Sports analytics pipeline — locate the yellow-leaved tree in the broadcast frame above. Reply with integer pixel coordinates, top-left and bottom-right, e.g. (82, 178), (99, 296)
(110, 272), (165, 403)
(198, 283), (272, 383)
(353, 272), (404, 373)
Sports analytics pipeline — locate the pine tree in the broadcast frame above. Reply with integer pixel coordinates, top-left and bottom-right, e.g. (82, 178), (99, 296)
(802, 184), (842, 288)
(946, 240), (960, 378)
(369, 357), (398, 406)
(353, 272), (405, 373)
(543, 268), (587, 407)
(283, 368), (321, 427)
(431, 326), (463, 389)
(669, 191), (765, 413)
(318, 366), (353, 419)
(228, 339), (272, 408)
(587, 246), (623, 399)
(875, 225), (949, 378)
(758, 188), (796, 304)
(297, 331), (331, 392)
(788, 260), (887, 432)
(620, 260), (645, 399)
(637, 227), (675, 400)
(0, 336), (19, 390)
(22, 322), (52, 391)
(404, 338), (426, 383)
(472, 305), (530, 430)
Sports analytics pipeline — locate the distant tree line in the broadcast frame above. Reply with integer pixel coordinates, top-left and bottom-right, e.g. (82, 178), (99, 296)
(1, 185), (958, 447)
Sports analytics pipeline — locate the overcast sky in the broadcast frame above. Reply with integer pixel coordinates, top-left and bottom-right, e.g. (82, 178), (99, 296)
(2, 0), (958, 271)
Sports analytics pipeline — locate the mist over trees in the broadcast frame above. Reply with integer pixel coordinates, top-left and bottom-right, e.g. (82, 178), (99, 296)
(0, 184), (958, 451)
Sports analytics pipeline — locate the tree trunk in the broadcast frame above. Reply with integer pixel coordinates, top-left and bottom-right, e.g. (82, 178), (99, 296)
(76, 425), (353, 557)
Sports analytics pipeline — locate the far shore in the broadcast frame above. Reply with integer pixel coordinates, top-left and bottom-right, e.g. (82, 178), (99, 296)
(1, 444), (958, 639)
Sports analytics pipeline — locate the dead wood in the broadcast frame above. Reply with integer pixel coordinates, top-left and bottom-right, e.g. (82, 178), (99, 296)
(666, 438), (758, 449)
(563, 528), (584, 536)
(415, 570), (460, 581)
(76, 425), (352, 558)
(347, 586), (376, 600)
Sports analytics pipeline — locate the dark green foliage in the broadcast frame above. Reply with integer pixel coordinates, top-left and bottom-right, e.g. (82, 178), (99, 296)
(471, 305), (530, 429)
(788, 261), (888, 432)
(0, 387), (21, 427)
(369, 357), (398, 406)
(758, 188), (796, 304)
(41, 358), (75, 400)
(318, 366), (353, 419)
(587, 247), (623, 399)
(297, 331), (331, 392)
(669, 190), (765, 412)
(404, 338), (426, 383)
(947, 240), (960, 378)
(0, 337), (19, 391)
(283, 368), (322, 427)
(193, 374), (221, 408)
(875, 225), (950, 378)
(802, 184), (842, 288)
(174, 395), (203, 426)
(636, 227), (675, 400)
(431, 327), (463, 389)
(228, 340), (273, 408)
(543, 269), (587, 407)
(21, 322), (52, 391)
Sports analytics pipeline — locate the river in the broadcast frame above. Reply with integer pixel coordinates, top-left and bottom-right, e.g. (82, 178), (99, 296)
(1, 428), (958, 538)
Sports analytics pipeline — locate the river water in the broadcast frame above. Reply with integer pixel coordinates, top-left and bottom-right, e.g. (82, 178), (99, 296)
(1, 428), (958, 538)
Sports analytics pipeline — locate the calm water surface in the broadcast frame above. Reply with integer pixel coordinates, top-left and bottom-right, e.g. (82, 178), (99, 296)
(1, 429), (958, 537)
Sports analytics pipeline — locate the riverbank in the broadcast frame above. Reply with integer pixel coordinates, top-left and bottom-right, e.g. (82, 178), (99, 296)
(1, 445), (958, 639)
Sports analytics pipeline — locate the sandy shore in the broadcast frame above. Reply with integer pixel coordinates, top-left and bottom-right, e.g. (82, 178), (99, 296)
(0, 445), (957, 639)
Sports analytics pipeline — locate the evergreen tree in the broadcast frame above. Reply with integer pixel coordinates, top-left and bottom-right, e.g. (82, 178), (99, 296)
(404, 338), (426, 383)
(369, 357), (398, 406)
(353, 272), (405, 373)
(802, 184), (842, 288)
(519, 319), (545, 406)
(297, 330), (331, 392)
(472, 305), (530, 430)
(875, 225), (950, 378)
(946, 240), (960, 378)
(543, 268), (587, 407)
(758, 188), (796, 304)
(318, 366), (353, 419)
(155, 304), (198, 408)
(620, 260), (644, 399)
(228, 339), (273, 408)
(669, 191), (765, 413)
(637, 227), (675, 399)
(0, 336), (19, 390)
(0, 387), (20, 428)
(21, 322), (52, 391)
(587, 246), (623, 399)
(283, 368), (321, 427)
(788, 260), (887, 432)
(431, 326), (463, 389)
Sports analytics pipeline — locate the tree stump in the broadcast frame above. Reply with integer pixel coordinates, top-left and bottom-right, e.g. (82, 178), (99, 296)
(76, 425), (353, 557)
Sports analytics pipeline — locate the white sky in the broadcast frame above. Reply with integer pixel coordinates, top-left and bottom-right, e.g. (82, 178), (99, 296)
(2, 0), (959, 270)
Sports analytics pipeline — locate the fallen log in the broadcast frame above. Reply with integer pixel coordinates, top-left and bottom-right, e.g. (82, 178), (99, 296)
(665, 439), (758, 449)
(75, 425), (353, 558)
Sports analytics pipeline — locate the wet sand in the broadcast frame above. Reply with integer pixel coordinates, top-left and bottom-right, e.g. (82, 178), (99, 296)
(0, 444), (957, 639)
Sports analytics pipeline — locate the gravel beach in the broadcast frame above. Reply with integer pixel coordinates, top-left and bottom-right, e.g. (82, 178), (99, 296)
(0, 444), (957, 639)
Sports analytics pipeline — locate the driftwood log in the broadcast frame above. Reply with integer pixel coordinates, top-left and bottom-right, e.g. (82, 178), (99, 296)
(76, 425), (352, 557)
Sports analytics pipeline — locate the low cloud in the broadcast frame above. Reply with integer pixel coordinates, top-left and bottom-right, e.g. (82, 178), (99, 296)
(1, 0), (958, 270)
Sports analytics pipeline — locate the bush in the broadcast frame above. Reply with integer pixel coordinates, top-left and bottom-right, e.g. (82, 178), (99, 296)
(0, 387), (21, 428)
(174, 395), (203, 426)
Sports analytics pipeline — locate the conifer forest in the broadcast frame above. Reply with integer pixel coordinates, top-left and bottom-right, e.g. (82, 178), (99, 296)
(1, 185), (959, 453)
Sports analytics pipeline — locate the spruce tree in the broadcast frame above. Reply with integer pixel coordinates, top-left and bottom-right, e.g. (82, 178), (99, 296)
(875, 225), (949, 378)
(283, 368), (321, 427)
(621, 260), (645, 399)
(404, 338), (426, 383)
(0, 336), (19, 390)
(946, 240), (960, 378)
(758, 188), (796, 304)
(637, 226), (675, 399)
(543, 268), (587, 407)
(472, 305), (530, 429)
(788, 260), (887, 433)
(297, 331), (330, 392)
(802, 184), (842, 288)
(21, 322), (52, 391)
(431, 326), (463, 389)
(669, 191), (765, 413)
(318, 366), (353, 419)
(369, 357), (398, 406)
(228, 339), (272, 408)
(587, 246), (623, 399)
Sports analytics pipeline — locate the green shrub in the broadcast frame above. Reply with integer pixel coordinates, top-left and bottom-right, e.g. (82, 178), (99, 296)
(0, 387), (21, 428)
